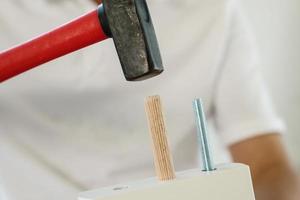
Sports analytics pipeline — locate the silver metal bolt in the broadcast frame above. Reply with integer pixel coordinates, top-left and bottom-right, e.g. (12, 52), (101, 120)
(193, 99), (216, 171)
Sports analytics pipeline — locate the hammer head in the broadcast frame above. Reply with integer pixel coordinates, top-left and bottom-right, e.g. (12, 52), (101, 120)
(101, 0), (164, 81)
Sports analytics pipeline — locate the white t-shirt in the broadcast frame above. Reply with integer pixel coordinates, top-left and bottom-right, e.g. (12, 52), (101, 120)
(0, 0), (285, 199)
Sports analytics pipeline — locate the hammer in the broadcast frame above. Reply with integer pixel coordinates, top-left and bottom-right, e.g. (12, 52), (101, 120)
(0, 0), (163, 83)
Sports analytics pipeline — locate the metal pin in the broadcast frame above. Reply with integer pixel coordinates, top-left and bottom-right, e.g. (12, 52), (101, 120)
(193, 99), (216, 171)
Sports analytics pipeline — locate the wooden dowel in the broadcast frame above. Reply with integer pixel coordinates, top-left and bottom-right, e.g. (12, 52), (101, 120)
(145, 95), (176, 181)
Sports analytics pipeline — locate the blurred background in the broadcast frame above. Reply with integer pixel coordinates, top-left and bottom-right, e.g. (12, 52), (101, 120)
(241, 0), (300, 167)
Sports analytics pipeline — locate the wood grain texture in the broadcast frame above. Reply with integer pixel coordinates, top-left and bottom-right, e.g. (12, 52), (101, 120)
(145, 95), (176, 181)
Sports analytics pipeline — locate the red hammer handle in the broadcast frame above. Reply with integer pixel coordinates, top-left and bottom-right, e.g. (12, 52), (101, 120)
(0, 9), (109, 83)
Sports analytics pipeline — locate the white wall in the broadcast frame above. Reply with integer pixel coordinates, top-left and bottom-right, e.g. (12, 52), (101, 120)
(241, 0), (300, 166)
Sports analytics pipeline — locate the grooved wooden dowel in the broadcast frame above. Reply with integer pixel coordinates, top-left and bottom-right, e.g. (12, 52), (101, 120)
(145, 95), (176, 181)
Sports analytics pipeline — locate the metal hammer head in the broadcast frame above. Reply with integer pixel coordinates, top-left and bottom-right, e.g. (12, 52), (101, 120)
(99, 0), (164, 81)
